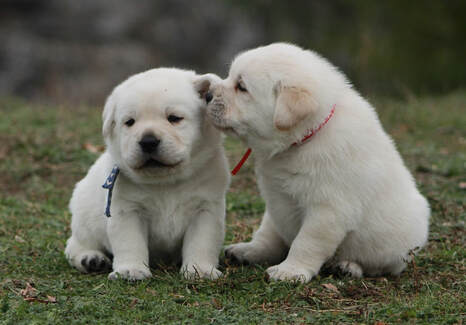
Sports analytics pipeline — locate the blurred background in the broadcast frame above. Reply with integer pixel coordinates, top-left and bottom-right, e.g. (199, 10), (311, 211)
(1, 0), (465, 105)
(1, 2), (465, 322)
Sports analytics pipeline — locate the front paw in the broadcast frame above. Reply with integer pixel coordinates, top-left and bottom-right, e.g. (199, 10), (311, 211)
(181, 263), (223, 280)
(266, 262), (314, 283)
(79, 252), (112, 273)
(108, 265), (152, 281)
(224, 242), (266, 264)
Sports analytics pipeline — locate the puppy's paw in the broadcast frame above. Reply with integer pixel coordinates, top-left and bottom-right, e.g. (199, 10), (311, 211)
(181, 263), (223, 280)
(108, 265), (152, 281)
(80, 252), (112, 273)
(336, 261), (363, 278)
(72, 250), (111, 273)
(266, 262), (314, 283)
(224, 242), (267, 265)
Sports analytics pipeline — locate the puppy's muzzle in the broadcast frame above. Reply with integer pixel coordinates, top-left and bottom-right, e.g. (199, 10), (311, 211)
(139, 134), (160, 154)
(207, 100), (227, 124)
(208, 99), (225, 115)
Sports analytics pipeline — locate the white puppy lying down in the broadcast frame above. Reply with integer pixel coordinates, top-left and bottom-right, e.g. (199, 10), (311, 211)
(205, 43), (430, 282)
(65, 68), (229, 280)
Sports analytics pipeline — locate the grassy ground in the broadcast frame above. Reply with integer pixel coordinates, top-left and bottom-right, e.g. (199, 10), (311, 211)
(0, 92), (465, 324)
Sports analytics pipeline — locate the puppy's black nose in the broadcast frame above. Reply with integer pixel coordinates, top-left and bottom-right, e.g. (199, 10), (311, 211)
(139, 134), (160, 153)
(205, 92), (213, 104)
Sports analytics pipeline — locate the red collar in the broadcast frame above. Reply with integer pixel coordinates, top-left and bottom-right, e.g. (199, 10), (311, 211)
(231, 104), (336, 175)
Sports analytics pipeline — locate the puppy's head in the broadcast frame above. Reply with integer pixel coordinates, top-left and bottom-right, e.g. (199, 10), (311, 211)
(102, 68), (220, 183)
(206, 43), (347, 152)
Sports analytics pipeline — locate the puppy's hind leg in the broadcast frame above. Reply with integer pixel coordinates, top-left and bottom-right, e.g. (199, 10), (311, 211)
(65, 236), (112, 273)
(225, 211), (288, 265)
(333, 261), (363, 278)
(380, 256), (407, 277)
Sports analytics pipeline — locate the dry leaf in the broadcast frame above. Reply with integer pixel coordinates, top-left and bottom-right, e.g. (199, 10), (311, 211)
(83, 143), (104, 154)
(322, 283), (340, 294)
(20, 282), (38, 298)
(211, 298), (222, 310)
(0, 146), (8, 160)
(46, 295), (57, 303)
(439, 148), (449, 155)
(15, 235), (26, 243)
(19, 283), (57, 304)
(170, 294), (184, 299)
(459, 182), (466, 189)
(24, 297), (55, 304)
(129, 298), (138, 308)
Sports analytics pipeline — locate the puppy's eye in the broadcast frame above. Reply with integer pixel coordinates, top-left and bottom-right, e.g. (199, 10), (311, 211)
(125, 118), (135, 127)
(236, 81), (247, 92)
(167, 115), (184, 124)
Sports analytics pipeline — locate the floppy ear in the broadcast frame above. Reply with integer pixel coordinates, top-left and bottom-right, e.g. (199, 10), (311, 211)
(102, 93), (116, 138)
(273, 81), (319, 131)
(193, 73), (221, 99)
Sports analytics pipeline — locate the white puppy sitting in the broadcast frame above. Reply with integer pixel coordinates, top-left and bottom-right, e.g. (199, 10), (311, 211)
(205, 43), (430, 282)
(65, 68), (229, 280)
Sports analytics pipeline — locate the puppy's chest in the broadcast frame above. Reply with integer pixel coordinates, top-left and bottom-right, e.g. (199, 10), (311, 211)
(258, 157), (328, 244)
(256, 173), (305, 244)
(260, 153), (327, 199)
(139, 196), (202, 248)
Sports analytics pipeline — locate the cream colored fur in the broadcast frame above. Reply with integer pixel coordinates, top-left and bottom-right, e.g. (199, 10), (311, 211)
(205, 43), (430, 282)
(65, 68), (229, 280)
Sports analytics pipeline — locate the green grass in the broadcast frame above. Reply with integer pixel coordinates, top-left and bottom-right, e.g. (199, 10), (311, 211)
(0, 92), (465, 324)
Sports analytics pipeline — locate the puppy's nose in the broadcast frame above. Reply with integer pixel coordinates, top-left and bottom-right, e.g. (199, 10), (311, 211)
(139, 134), (160, 153)
(205, 92), (213, 104)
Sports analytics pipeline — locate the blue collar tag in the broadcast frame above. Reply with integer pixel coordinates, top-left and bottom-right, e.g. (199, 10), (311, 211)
(102, 165), (120, 217)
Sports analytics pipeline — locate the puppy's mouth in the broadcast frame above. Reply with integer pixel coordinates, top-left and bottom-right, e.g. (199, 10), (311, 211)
(209, 118), (241, 138)
(216, 125), (238, 136)
(138, 158), (181, 169)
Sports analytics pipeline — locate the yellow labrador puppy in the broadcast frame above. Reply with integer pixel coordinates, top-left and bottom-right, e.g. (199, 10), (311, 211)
(65, 68), (229, 280)
(204, 43), (429, 282)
